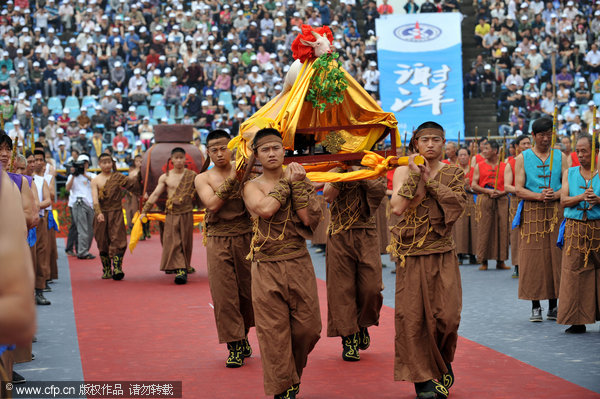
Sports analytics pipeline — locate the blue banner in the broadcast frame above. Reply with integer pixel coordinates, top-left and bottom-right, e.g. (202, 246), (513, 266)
(376, 13), (464, 142)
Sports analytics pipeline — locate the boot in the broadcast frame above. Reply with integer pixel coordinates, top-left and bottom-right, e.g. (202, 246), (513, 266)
(225, 341), (244, 368)
(478, 260), (488, 271)
(357, 327), (370, 350)
(35, 289), (51, 305)
(496, 261), (510, 270)
(242, 337), (252, 358)
(100, 253), (112, 279)
(512, 265), (519, 278)
(174, 268), (187, 285)
(274, 385), (297, 399)
(112, 254), (125, 280)
(341, 333), (360, 361)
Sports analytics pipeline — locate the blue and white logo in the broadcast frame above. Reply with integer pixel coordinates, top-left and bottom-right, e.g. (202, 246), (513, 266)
(394, 22), (442, 42)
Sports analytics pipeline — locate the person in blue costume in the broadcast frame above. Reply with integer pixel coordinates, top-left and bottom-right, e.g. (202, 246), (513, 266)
(558, 134), (600, 334)
(514, 117), (568, 322)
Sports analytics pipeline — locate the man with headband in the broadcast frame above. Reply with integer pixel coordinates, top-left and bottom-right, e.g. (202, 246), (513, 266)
(389, 122), (466, 399)
(194, 130), (254, 368)
(471, 140), (511, 271)
(514, 117), (566, 322)
(91, 153), (141, 280)
(242, 128), (322, 399)
(323, 162), (386, 361)
(141, 148), (198, 285)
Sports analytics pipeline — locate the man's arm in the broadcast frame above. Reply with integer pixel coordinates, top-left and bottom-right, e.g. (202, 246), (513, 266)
(390, 157), (425, 216)
(560, 169), (583, 208)
(39, 180), (52, 209)
(504, 163), (515, 194)
(471, 163), (491, 195)
(140, 174), (167, 217)
(243, 179), (287, 220)
(91, 177), (104, 222)
(194, 172), (226, 213)
(20, 179), (37, 229)
(515, 153), (544, 201)
(0, 173), (36, 345)
(65, 173), (74, 191)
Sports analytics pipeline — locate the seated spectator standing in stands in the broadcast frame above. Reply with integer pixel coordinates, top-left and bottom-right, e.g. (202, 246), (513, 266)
(481, 64), (497, 97)
(165, 77), (181, 106)
(585, 43), (600, 80)
(474, 18), (491, 47)
(182, 87), (202, 120)
(556, 66), (573, 88)
(573, 78), (590, 105)
(465, 67), (479, 99)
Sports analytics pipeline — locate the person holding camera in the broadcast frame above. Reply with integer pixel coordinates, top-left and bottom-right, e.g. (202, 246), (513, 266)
(65, 154), (96, 260)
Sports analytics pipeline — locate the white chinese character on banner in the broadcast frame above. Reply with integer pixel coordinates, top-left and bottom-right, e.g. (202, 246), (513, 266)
(411, 83), (455, 115)
(391, 63), (454, 115)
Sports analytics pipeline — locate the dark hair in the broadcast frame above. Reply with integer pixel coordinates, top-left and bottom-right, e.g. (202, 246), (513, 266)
(206, 129), (231, 145)
(577, 134), (599, 150)
(171, 147), (186, 156)
(25, 150), (33, 158)
(409, 121), (444, 152)
(487, 140), (500, 153)
(458, 146), (470, 155)
(98, 153), (112, 161)
(134, 154), (142, 159)
(0, 132), (12, 150)
(515, 135), (530, 146)
(252, 128), (282, 151)
(34, 149), (45, 157)
(531, 117), (553, 134)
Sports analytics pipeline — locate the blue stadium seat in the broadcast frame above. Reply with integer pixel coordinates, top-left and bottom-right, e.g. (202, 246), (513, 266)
(4, 122), (14, 133)
(594, 93), (600, 104)
(152, 105), (168, 120)
(65, 96), (80, 110)
(124, 130), (135, 145)
(150, 93), (164, 107)
(86, 106), (96, 117)
(136, 104), (150, 118)
(219, 91), (233, 105)
(69, 108), (80, 119)
(82, 96), (97, 108)
(47, 97), (63, 114)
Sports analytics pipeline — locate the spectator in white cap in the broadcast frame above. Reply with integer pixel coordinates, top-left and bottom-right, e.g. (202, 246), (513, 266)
(573, 77), (591, 104)
(564, 101), (580, 124)
(582, 100), (596, 127)
(165, 76), (181, 106)
(362, 61), (380, 98)
(126, 106), (141, 135)
(139, 117), (154, 149)
(111, 61), (127, 91)
(54, 128), (71, 152)
(78, 107), (91, 130)
(113, 126), (129, 150)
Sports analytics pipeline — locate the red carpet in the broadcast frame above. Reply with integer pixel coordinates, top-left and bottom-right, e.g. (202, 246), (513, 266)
(69, 233), (600, 398)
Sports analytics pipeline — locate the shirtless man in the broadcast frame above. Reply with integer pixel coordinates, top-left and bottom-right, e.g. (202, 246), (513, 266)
(141, 148), (197, 284)
(194, 129), (254, 368)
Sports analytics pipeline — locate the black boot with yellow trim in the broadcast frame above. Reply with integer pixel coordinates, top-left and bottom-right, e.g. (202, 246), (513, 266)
(174, 268), (187, 285)
(112, 254), (125, 280)
(100, 253), (112, 279)
(341, 332), (360, 361)
(414, 380), (449, 399)
(225, 341), (244, 368)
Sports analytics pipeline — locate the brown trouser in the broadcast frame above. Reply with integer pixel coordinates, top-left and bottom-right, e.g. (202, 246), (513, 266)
(48, 223), (58, 280)
(0, 350), (13, 398)
(509, 196), (520, 267)
(159, 212), (193, 271)
(36, 213), (51, 286)
(518, 201), (562, 300)
(476, 194), (509, 262)
(394, 250), (462, 382)
(453, 194), (477, 255)
(326, 228), (383, 337)
(93, 209), (127, 257)
(252, 255), (321, 395)
(557, 220), (600, 326)
(206, 234), (254, 344)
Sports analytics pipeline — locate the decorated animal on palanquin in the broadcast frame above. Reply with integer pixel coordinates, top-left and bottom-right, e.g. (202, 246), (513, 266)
(230, 24), (398, 167)
(140, 124), (204, 207)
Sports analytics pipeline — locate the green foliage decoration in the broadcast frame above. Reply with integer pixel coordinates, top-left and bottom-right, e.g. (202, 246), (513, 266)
(306, 52), (348, 113)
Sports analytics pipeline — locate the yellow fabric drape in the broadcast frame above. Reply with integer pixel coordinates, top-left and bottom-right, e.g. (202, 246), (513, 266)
(230, 59), (400, 167)
(52, 209), (60, 229)
(305, 152), (424, 183)
(128, 211), (205, 253)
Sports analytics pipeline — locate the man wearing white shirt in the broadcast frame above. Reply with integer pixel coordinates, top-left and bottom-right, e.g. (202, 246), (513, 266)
(505, 67), (524, 88)
(65, 155), (96, 260)
(128, 68), (148, 93)
(585, 43), (600, 76)
(362, 61), (380, 97)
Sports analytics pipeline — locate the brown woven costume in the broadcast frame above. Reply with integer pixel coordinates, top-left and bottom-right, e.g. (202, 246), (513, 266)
(557, 219), (600, 326)
(205, 177), (254, 344)
(389, 165), (466, 383)
(248, 179), (322, 396)
(157, 169), (197, 271)
(93, 172), (141, 258)
(325, 178), (386, 338)
(518, 200), (562, 300)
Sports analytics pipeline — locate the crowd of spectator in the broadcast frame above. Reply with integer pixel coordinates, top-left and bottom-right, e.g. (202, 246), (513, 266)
(0, 0), (392, 170)
(468, 0), (600, 137)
